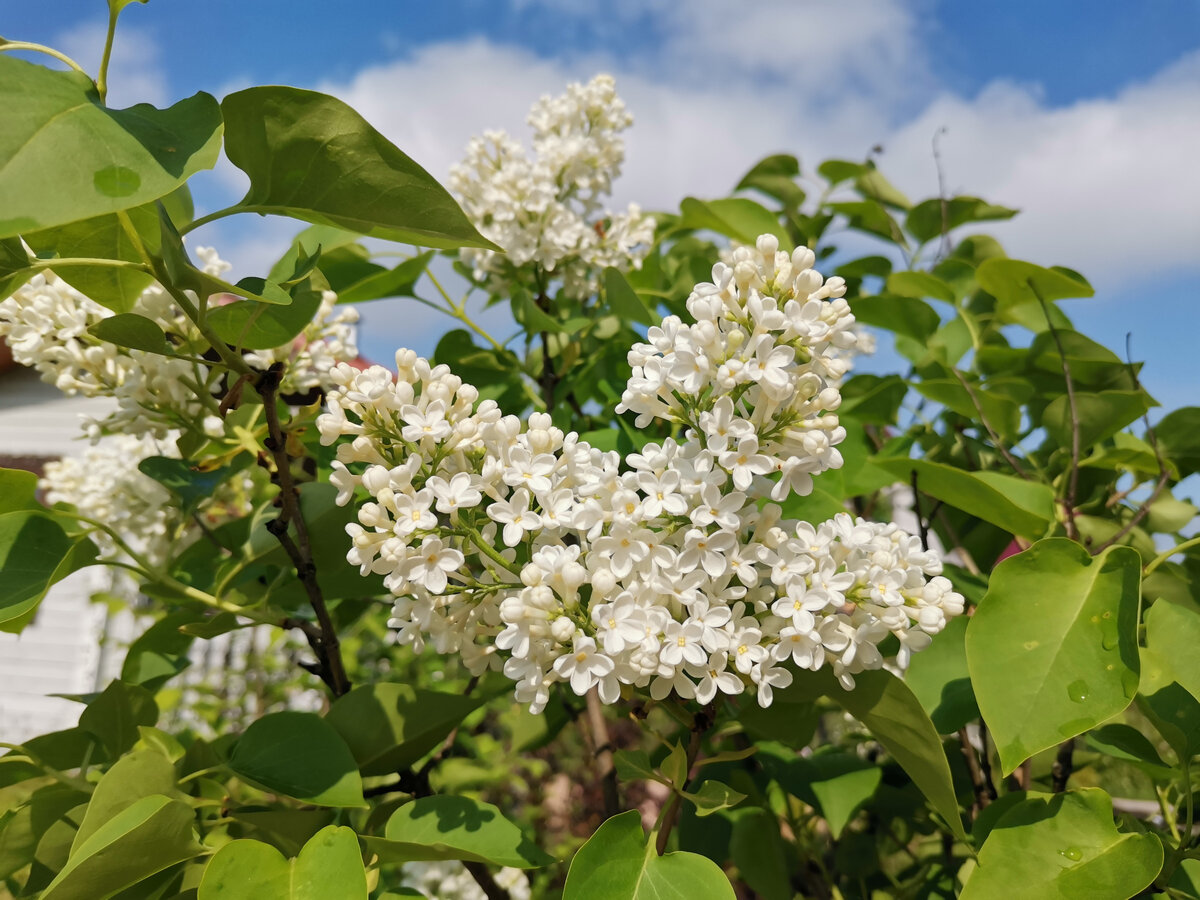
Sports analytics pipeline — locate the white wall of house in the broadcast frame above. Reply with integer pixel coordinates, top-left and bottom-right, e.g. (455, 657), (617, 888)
(0, 369), (119, 744)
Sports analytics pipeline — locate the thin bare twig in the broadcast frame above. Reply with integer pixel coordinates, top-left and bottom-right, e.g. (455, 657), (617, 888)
(586, 689), (621, 818)
(932, 127), (952, 261)
(258, 363), (351, 696)
(1093, 334), (1172, 554)
(911, 470), (930, 553)
(1052, 738), (1075, 792)
(957, 729), (991, 817)
(950, 369), (1031, 480)
(1030, 282), (1081, 541)
(655, 705), (713, 855)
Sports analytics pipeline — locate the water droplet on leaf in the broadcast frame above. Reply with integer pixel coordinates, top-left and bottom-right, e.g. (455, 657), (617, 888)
(1067, 680), (1089, 703)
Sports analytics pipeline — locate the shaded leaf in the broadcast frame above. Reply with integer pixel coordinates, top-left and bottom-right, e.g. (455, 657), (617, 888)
(228, 712), (365, 808)
(366, 795), (552, 869)
(325, 683), (481, 777)
(876, 457), (1056, 539)
(89, 313), (169, 354)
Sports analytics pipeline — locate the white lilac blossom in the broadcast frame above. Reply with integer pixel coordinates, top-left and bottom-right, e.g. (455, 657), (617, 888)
(319, 235), (965, 712)
(0, 248), (360, 438)
(41, 433), (180, 567)
(449, 74), (655, 300)
(400, 860), (531, 900)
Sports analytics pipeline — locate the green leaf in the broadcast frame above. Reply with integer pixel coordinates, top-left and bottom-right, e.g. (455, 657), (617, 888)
(0, 510), (93, 627)
(71, 748), (177, 853)
(512, 287), (566, 334)
(220, 87), (495, 249)
(804, 753), (883, 836)
(826, 669), (966, 839)
(976, 259), (1094, 328)
(906, 197), (1018, 244)
(22, 206), (162, 312)
(959, 788), (1162, 900)
(1156, 407), (1200, 479)
(855, 168), (910, 209)
(1145, 496), (1197, 534)
(207, 277), (325, 350)
(849, 294), (940, 343)
(614, 750), (662, 783)
(875, 458), (1056, 539)
(1144, 600), (1200, 703)
(829, 200), (907, 245)
(78, 681), (158, 757)
(1042, 390), (1152, 451)
(325, 683), (482, 776)
(0, 236), (33, 296)
(336, 251), (433, 304)
(1085, 724), (1168, 770)
(734, 154), (805, 209)
(120, 610), (199, 690)
(886, 270), (956, 304)
(0, 467), (39, 513)
(41, 795), (202, 900)
(0, 55), (221, 237)
(904, 616), (980, 733)
(228, 712), (366, 808)
(679, 197), (789, 247)
(915, 375), (1021, 439)
(817, 159), (867, 184)
(604, 266), (655, 325)
(198, 825), (368, 900)
(729, 809), (792, 900)
(0, 784), (90, 881)
(837, 374), (909, 426)
(563, 810), (734, 899)
(1137, 648), (1200, 761)
(366, 795), (553, 869)
(88, 313), (170, 354)
(680, 781), (746, 818)
(137, 457), (238, 516)
(965, 539), (1142, 774)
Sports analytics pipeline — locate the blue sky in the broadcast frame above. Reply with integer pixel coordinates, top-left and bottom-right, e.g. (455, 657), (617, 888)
(8, 1), (1200, 409)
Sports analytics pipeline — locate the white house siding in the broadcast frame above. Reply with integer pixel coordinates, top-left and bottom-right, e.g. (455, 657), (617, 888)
(0, 369), (118, 745)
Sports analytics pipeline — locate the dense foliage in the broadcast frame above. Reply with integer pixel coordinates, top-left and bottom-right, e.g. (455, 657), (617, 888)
(2, 6), (1199, 899)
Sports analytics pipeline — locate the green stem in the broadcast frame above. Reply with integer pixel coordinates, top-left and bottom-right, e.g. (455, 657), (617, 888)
(96, 4), (119, 102)
(177, 206), (240, 236)
(0, 40), (92, 79)
(31, 257), (150, 272)
(458, 522), (522, 578)
(0, 742), (92, 793)
(1145, 536), (1200, 576)
(425, 268), (505, 352)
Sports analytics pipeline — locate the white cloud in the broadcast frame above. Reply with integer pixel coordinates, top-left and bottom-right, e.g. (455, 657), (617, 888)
(194, 2), (1200, 361)
(55, 20), (168, 108)
(316, 28), (1200, 296)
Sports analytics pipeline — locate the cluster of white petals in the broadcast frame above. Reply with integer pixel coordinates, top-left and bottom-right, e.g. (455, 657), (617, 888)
(320, 235), (965, 712)
(0, 248), (359, 437)
(449, 74), (655, 300)
(40, 433), (180, 566)
(400, 861), (531, 900)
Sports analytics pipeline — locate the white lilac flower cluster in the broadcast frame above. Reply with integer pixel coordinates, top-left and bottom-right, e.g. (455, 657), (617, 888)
(319, 235), (965, 712)
(41, 433), (180, 567)
(449, 74), (655, 300)
(400, 861), (531, 900)
(0, 248), (359, 438)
